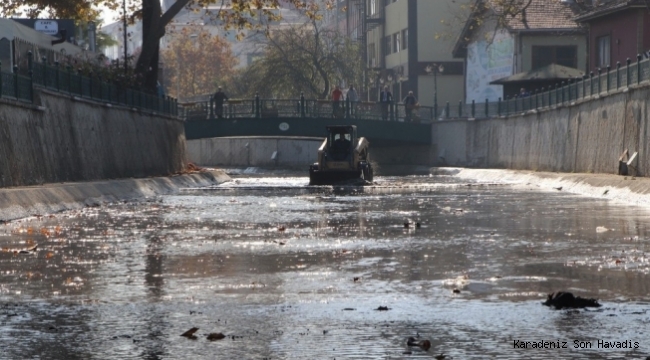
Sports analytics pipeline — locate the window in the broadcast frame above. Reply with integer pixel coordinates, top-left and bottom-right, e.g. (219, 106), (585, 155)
(393, 33), (400, 53)
(370, 0), (376, 15)
(531, 46), (577, 70)
(401, 29), (408, 50)
(368, 43), (376, 67)
(385, 36), (392, 56)
(597, 35), (611, 67)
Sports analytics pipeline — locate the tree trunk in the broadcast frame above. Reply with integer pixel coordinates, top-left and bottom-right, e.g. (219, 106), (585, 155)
(136, 0), (162, 92)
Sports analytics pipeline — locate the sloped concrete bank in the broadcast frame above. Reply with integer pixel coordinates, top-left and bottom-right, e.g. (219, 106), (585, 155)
(0, 89), (187, 188)
(436, 167), (650, 207)
(0, 170), (230, 221)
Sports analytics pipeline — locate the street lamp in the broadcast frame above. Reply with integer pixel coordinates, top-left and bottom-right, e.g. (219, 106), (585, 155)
(426, 63), (445, 118)
(87, 21), (96, 52)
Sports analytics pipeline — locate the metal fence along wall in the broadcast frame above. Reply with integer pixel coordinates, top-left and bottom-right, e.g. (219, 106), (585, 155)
(0, 51), (178, 117)
(182, 55), (650, 123)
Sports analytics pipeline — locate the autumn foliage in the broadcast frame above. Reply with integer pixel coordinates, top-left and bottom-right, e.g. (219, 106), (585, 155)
(161, 29), (238, 100)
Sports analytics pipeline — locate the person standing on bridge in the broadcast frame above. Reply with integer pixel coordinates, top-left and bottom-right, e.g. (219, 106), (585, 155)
(332, 85), (343, 118)
(346, 85), (359, 117)
(213, 86), (228, 119)
(403, 91), (418, 122)
(379, 86), (393, 121)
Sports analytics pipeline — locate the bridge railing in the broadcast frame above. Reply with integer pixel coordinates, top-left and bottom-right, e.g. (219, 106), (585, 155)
(182, 95), (440, 122)
(183, 55), (650, 122)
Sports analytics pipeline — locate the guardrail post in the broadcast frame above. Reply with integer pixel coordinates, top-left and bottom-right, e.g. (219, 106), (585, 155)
(626, 58), (631, 86)
(589, 72), (593, 96)
(433, 96), (438, 119)
(0, 61), (2, 99)
(514, 96), (518, 113)
(27, 51), (33, 79)
(445, 102), (450, 119)
(485, 98), (488, 117)
(535, 89), (539, 109)
(497, 97), (501, 116)
(597, 68), (601, 94)
(255, 93), (260, 118)
(561, 81), (565, 104)
(300, 92), (305, 117)
(616, 61), (620, 89)
(471, 99), (475, 118)
(55, 61), (60, 91)
(606, 65), (610, 92)
(13, 65), (19, 99)
(637, 54), (642, 84)
(42, 56), (47, 86)
(67, 65), (72, 95)
(345, 96), (351, 118)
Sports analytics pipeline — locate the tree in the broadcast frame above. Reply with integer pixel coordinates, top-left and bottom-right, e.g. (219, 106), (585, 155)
(229, 19), (363, 99)
(1, 0), (334, 92)
(161, 29), (238, 100)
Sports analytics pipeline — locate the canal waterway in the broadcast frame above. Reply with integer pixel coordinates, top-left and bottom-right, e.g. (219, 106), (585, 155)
(1, 172), (650, 359)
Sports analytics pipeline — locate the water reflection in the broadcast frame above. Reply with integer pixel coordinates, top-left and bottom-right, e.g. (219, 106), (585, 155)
(1, 175), (650, 358)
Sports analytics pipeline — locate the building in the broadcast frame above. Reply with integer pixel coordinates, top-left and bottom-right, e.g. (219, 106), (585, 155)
(453, 0), (586, 102)
(0, 19), (83, 73)
(363, 0), (471, 107)
(575, 0), (650, 71)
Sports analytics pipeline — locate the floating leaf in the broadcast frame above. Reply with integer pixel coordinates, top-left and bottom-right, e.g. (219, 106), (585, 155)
(181, 327), (199, 338)
(207, 332), (226, 341)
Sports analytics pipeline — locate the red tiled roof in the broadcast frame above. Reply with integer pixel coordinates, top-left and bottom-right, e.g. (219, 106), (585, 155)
(575, 0), (646, 22)
(503, 0), (582, 30)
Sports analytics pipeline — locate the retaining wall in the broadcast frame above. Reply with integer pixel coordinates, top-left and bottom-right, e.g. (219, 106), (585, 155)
(435, 85), (649, 175)
(187, 136), (323, 167)
(0, 89), (187, 187)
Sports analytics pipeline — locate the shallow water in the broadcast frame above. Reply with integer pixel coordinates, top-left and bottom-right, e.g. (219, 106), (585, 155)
(1, 174), (650, 359)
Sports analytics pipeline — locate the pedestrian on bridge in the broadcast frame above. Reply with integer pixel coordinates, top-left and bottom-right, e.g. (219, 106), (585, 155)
(379, 86), (393, 121)
(332, 85), (343, 118)
(346, 85), (359, 117)
(213, 86), (228, 119)
(403, 91), (418, 122)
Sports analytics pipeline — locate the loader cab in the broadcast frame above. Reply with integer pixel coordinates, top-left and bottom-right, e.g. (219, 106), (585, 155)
(326, 126), (356, 161)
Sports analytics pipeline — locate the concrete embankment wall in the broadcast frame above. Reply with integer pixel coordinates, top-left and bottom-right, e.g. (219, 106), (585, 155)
(187, 136), (323, 167)
(434, 85), (649, 176)
(0, 170), (230, 222)
(0, 89), (187, 187)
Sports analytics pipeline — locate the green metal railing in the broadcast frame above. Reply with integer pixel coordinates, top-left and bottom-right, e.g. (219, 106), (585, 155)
(1, 51), (178, 116)
(0, 63), (33, 103)
(181, 94), (437, 122)
(183, 54), (650, 122)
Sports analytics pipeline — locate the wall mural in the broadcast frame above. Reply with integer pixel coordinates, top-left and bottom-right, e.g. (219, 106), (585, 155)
(466, 29), (514, 103)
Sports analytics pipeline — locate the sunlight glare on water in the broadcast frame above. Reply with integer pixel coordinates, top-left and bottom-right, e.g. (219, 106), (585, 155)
(1, 173), (650, 359)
